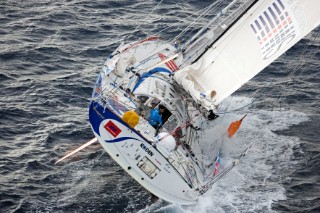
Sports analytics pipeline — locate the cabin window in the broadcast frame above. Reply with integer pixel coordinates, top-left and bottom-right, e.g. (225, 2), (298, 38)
(137, 95), (149, 104)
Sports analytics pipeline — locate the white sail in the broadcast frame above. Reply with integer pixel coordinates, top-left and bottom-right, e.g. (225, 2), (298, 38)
(176, 0), (320, 109)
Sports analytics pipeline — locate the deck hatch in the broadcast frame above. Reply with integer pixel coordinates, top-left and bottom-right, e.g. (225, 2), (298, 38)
(137, 156), (160, 179)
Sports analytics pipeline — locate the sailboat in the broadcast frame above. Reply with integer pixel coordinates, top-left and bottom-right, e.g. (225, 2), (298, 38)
(59, 0), (320, 205)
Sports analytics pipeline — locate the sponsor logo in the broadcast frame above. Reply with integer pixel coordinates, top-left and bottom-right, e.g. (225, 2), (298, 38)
(250, 0), (297, 60)
(140, 143), (154, 157)
(104, 121), (122, 137)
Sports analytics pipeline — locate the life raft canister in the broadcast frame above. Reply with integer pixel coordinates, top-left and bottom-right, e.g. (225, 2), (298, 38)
(122, 111), (140, 128)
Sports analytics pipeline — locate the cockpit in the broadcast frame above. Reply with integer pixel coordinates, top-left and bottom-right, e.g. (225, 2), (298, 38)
(129, 65), (188, 144)
(136, 96), (175, 132)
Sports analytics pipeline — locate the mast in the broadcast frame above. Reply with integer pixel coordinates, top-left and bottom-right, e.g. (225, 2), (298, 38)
(191, 0), (259, 64)
(183, 0), (242, 51)
(181, 0), (259, 65)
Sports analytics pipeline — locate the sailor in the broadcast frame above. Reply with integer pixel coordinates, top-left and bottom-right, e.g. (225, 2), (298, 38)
(149, 102), (165, 129)
(208, 110), (219, 120)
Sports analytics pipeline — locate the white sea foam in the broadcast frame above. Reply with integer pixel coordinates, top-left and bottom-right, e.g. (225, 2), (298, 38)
(145, 96), (309, 213)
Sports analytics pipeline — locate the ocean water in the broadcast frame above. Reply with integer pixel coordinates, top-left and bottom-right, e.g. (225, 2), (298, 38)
(0, 0), (319, 212)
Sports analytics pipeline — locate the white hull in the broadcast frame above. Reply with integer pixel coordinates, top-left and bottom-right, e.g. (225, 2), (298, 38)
(89, 101), (199, 205)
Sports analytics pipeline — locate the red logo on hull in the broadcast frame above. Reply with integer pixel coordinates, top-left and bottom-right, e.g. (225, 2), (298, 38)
(104, 121), (122, 137)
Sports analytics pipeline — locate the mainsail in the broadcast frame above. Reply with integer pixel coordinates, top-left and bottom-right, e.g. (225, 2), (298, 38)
(175, 0), (320, 109)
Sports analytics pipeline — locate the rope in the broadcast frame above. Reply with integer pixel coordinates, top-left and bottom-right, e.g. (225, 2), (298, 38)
(174, 1), (224, 44)
(276, 32), (319, 103)
(124, 0), (164, 43)
(134, 1), (224, 55)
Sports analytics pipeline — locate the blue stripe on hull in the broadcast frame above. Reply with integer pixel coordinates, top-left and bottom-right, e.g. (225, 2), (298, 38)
(89, 100), (127, 136)
(105, 137), (140, 143)
(89, 100), (148, 143)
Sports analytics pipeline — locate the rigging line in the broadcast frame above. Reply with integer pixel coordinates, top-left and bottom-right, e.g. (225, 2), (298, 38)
(145, 1), (190, 39)
(97, 82), (138, 110)
(256, 33), (319, 101)
(101, 98), (136, 112)
(158, 114), (200, 142)
(124, 0), (164, 43)
(192, 0), (259, 64)
(181, 1), (221, 50)
(184, 0), (242, 50)
(217, 100), (257, 114)
(156, 2), (200, 41)
(180, 0), (257, 67)
(202, 96), (234, 173)
(249, 33), (320, 110)
(182, 1), (231, 46)
(151, 15), (183, 39)
(138, 7), (186, 41)
(175, 0), (223, 42)
(216, 67), (287, 114)
(192, 128), (207, 173)
(199, 144), (253, 195)
(276, 33), (319, 104)
(173, 6), (212, 41)
(171, 11), (212, 44)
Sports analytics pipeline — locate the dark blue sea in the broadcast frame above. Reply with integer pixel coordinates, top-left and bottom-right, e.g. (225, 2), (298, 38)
(0, 1), (319, 212)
